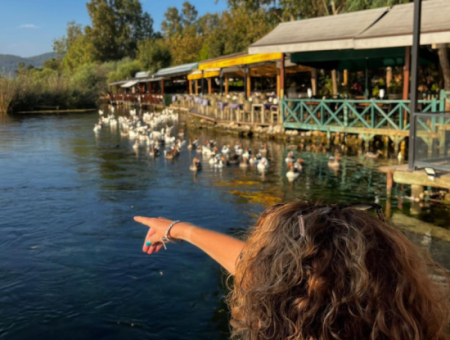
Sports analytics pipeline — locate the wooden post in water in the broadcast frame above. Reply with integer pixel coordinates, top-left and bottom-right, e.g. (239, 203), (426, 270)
(403, 46), (411, 128)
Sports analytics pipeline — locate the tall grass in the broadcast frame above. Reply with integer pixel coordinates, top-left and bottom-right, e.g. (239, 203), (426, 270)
(0, 78), (18, 114)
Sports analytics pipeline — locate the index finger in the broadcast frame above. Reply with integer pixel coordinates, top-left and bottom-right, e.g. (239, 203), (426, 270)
(134, 216), (154, 227)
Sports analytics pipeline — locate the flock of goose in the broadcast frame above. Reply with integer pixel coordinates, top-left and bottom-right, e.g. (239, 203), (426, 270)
(93, 108), (387, 182)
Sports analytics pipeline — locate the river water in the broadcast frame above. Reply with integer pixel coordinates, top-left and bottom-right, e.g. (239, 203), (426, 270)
(1, 107), (450, 340)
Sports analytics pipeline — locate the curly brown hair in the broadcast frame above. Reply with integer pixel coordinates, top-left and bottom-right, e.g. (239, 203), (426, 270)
(228, 202), (450, 340)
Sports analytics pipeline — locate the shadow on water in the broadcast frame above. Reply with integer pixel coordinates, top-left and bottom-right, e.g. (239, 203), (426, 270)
(0, 107), (449, 339)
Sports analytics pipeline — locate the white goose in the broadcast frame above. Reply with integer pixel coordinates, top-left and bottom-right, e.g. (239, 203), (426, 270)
(286, 163), (300, 181)
(257, 158), (269, 172)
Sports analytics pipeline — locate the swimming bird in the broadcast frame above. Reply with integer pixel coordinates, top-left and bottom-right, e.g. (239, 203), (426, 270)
(294, 158), (304, 171)
(149, 145), (160, 157)
(285, 151), (295, 164)
(133, 140), (139, 149)
(286, 163), (300, 181)
(249, 156), (258, 166)
(259, 144), (268, 157)
(257, 158), (269, 172)
(240, 158), (249, 168)
(221, 145), (231, 155)
(190, 158), (202, 172)
(365, 150), (382, 159)
(328, 156), (340, 168)
(93, 124), (101, 132)
(99, 110), (104, 116)
(242, 148), (251, 160)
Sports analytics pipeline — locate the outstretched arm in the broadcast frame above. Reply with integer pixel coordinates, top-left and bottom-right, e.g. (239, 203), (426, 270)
(134, 217), (245, 275)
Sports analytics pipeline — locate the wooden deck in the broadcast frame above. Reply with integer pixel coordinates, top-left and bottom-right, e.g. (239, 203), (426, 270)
(188, 109), (276, 127)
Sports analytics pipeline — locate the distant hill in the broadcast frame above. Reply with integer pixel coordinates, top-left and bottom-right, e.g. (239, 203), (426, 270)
(0, 52), (58, 75)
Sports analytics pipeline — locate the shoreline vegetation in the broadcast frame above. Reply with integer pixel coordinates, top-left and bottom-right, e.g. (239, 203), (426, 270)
(1, 0), (449, 115)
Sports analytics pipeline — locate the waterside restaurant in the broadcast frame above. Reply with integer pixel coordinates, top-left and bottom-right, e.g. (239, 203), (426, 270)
(109, 1), (450, 159)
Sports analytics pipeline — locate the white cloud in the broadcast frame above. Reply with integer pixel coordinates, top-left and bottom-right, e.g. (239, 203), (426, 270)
(19, 24), (39, 29)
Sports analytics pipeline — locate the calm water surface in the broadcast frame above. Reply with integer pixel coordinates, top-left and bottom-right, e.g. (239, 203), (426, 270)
(1, 108), (450, 340)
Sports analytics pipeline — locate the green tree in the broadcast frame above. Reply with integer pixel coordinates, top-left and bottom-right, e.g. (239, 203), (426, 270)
(62, 33), (95, 72)
(161, 7), (183, 37)
(137, 38), (172, 72)
(53, 21), (84, 58)
(85, 0), (154, 62)
(181, 1), (198, 27)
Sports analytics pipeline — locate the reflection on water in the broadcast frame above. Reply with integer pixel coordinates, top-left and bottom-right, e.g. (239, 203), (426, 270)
(0, 107), (449, 339)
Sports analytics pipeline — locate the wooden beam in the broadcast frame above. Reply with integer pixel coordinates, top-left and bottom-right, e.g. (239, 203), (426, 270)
(189, 80), (192, 95)
(195, 80), (198, 95)
(403, 47), (411, 101)
(343, 69), (348, 86)
(280, 53), (285, 98)
(148, 82), (152, 94)
(161, 80), (165, 95)
(208, 78), (212, 94)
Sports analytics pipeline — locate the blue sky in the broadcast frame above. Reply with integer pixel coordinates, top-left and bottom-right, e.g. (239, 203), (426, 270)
(0, 0), (227, 57)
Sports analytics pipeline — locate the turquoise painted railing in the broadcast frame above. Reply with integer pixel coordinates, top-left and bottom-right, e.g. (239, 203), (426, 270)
(281, 91), (450, 133)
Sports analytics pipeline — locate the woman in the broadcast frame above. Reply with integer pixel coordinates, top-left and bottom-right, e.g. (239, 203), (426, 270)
(134, 202), (450, 339)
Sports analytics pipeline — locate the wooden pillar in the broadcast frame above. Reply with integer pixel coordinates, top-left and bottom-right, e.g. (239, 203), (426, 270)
(247, 73), (252, 98)
(280, 53), (285, 98)
(277, 70), (281, 98)
(208, 78), (212, 94)
(186, 78), (190, 94)
(148, 82), (152, 94)
(403, 46), (411, 100)
(343, 70), (348, 86)
(332, 70), (338, 96)
(220, 76), (223, 95)
(311, 69), (317, 96)
(365, 59), (369, 99)
(115, 85), (119, 95)
(161, 80), (165, 95)
(195, 80), (199, 95)
(403, 46), (411, 127)
(386, 67), (392, 89)
(225, 77), (229, 95)
(189, 80), (193, 95)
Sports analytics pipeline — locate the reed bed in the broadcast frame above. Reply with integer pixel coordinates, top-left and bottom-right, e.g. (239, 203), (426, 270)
(0, 73), (99, 114)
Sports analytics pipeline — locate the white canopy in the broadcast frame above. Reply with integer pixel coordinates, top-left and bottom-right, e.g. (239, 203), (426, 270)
(248, 7), (388, 54)
(354, 0), (450, 49)
(121, 80), (139, 88)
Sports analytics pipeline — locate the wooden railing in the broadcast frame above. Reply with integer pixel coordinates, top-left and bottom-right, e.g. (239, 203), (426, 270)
(281, 91), (450, 134)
